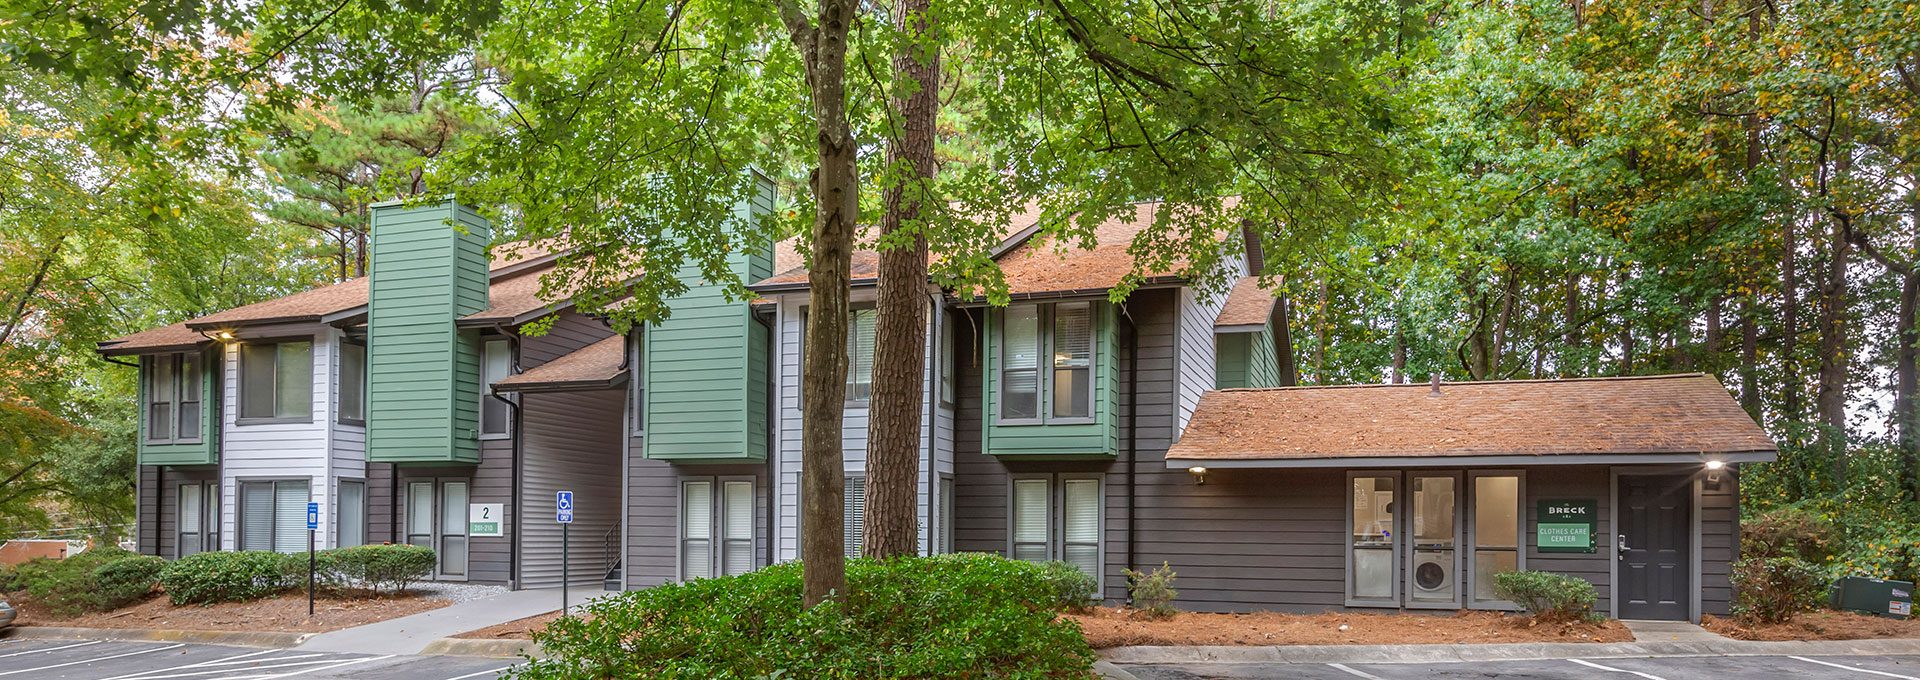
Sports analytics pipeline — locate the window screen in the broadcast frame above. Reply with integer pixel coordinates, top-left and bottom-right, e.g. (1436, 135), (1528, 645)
(1000, 306), (1040, 419)
(240, 480), (310, 553)
(1052, 303), (1093, 418)
(240, 341), (313, 420)
(1011, 479), (1049, 562)
(1062, 479), (1101, 578)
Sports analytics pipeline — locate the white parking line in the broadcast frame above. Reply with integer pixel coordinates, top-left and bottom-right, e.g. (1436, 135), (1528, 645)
(1327, 663), (1385, 679)
(104, 656), (367, 680)
(206, 653), (393, 680)
(1791, 656), (1920, 680)
(0, 639), (101, 658)
(0, 642), (183, 676)
(94, 649), (284, 680)
(443, 665), (516, 680)
(1570, 658), (1669, 680)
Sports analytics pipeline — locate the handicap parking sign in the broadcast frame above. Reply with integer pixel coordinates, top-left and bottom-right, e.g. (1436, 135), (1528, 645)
(556, 490), (574, 524)
(306, 502), (319, 530)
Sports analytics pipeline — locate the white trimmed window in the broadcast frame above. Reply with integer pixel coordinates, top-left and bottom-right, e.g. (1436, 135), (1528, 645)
(1346, 470), (1524, 609)
(630, 330), (646, 434)
(176, 481), (218, 557)
(480, 339), (513, 437)
(846, 309), (877, 403)
(338, 340), (366, 425)
(239, 479), (310, 553)
(999, 302), (1095, 421)
(682, 479), (757, 580)
(144, 352), (204, 442)
(337, 480), (365, 547)
(239, 340), (313, 422)
(1009, 475), (1103, 583)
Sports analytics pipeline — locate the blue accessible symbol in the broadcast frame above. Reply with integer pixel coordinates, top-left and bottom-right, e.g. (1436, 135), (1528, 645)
(556, 490), (574, 524)
(306, 502), (319, 530)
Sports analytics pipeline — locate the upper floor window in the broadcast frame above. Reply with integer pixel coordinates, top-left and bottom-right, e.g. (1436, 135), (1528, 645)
(239, 340), (313, 422)
(1000, 302), (1094, 421)
(481, 339), (513, 437)
(144, 352), (203, 443)
(846, 308), (876, 403)
(939, 314), (956, 406)
(630, 331), (646, 434)
(338, 339), (366, 425)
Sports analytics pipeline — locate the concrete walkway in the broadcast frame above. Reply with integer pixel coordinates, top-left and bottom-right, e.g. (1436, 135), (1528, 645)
(296, 586), (611, 656)
(1621, 618), (1730, 643)
(1098, 636), (1920, 666)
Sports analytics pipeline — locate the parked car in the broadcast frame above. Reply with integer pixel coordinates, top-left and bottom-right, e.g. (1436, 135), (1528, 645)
(0, 595), (14, 630)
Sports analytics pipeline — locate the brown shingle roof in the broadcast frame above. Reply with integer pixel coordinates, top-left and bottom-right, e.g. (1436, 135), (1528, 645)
(96, 322), (206, 355)
(1167, 374), (1777, 464)
(1215, 277), (1275, 329)
(185, 276), (371, 329)
(492, 335), (626, 392)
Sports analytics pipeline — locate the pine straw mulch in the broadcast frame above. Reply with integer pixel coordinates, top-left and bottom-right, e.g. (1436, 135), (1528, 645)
(454, 610), (568, 640)
(1066, 607), (1633, 649)
(1702, 611), (1920, 641)
(7, 589), (449, 633)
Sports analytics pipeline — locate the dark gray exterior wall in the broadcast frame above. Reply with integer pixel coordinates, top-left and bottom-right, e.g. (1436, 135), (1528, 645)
(950, 287), (1744, 617)
(137, 465), (159, 556)
(142, 465), (218, 559)
(623, 438), (770, 589)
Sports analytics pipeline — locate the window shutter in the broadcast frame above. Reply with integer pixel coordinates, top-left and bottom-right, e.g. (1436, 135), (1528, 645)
(722, 481), (754, 576)
(1062, 479), (1101, 578)
(274, 481), (310, 553)
(276, 342), (313, 419)
(1011, 479), (1049, 562)
(682, 481), (713, 579)
(240, 482), (274, 551)
(844, 477), (866, 558)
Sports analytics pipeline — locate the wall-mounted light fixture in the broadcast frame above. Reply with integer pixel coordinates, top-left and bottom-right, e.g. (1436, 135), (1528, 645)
(1187, 466), (1208, 485)
(1705, 459), (1725, 486)
(212, 330), (236, 342)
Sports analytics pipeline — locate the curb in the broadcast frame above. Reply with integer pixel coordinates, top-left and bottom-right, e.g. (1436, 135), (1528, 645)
(419, 637), (544, 659)
(1098, 638), (1920, 665)
(0, 626), (313, 648)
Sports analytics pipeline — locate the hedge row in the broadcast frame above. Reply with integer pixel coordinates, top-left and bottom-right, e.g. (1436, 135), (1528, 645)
(0, 548), (165, 617)
(159, 544), (435, 604)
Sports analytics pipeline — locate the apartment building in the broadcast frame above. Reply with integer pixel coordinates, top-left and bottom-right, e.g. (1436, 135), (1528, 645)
(99, 183), (1776, 622)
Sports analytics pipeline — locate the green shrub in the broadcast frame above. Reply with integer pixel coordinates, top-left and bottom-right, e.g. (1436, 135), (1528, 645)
(160, 551), (295, 604)
(91, 555), (165, 610)
(1731, 556), (1828, 624)
(327, 544), (435, 595)
(0, 563), (19, 593)
(513, 553), (1094, 679)
(277, 551), (348, 594)
(10, 549), (157, 617)
(1125, 562), (1179, 619)
(1493, 571), (1601, 624)
(1743, 505), (1838, 563)
(1036, 560), (1099, 612)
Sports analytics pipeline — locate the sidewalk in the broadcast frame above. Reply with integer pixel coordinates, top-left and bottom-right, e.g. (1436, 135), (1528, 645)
(295, 585), (609, 656)
(1098, 636), (1920, 666)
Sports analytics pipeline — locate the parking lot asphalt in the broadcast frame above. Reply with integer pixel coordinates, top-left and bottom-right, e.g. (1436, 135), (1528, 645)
(0, 638), (522, 680)
(1118, 654), (1920, 680)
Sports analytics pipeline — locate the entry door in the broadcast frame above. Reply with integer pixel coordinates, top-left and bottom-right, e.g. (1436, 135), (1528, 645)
(1618, 473), (1691, 620)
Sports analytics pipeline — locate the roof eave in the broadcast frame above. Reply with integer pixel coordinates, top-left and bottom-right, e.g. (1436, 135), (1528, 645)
(96, 341), (208, 357)
(456, 299), (580, 329)
(947, 277), (1186, 307)
(493, 372), (630, 394)
(1214, 323), (1268, 334)
(747, 277), (880, 293)
(1164, 450), (1780, 470)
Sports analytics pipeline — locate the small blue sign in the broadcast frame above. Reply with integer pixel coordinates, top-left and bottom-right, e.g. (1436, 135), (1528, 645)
(306, 502), (320, 530)
(556, 490), (574, 524)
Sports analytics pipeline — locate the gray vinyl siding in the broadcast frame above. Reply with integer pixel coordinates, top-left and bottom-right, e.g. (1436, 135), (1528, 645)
(143, 466), (218, 559)
(1702, 468), (1739, 616)
(517, 388), (624, 587)
(624, 444), (770, 588)
(1527, 466), (1613, 615)
(137, 465), (160, 556)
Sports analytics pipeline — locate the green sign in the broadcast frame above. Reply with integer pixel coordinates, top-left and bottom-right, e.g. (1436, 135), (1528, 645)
(1537, 500), (1597, 553)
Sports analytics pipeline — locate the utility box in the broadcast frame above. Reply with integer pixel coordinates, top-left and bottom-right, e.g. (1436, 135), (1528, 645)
(1830, 576), (1913, 619)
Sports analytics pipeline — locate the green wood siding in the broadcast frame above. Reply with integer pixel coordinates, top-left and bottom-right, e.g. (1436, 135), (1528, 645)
(1215, 323), (1280, 389)
(643, 174), (776, 462)
(366, 201), (490, 464)
(982, 302), (1120, 459)
(137, 349), (218, 466)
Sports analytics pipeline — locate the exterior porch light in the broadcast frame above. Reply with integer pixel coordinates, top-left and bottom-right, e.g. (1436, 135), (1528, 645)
(1705, 459), (1726, 485)
(212, 330), (236, 342)
(1187, 466), (1208, 485)
(1704, 460), (1725, 471)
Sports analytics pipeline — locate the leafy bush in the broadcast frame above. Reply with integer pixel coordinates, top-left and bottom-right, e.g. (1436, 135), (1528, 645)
(1036, 560), (1098, 612)
(9, 548), (159, 617)
(514, 553), (1094, 679)
(277, 551), (348, 594)
(1125, 562), (1179, 619)
(1731, 556), (1828, 624)
(328, 544), (435, 595)
(1743, 505), (1837, 563)
(160, 551), (295, 604)
(91, 555), (165, 610)
(1493, 571), (1601, 624)
(0, 563), (19, 593)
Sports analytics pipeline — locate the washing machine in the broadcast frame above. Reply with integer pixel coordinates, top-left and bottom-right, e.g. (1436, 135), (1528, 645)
(1412, 551), (1454, 600)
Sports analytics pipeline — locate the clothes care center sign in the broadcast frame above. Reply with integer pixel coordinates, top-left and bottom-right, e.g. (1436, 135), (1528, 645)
(1537, 499), (1597, 553)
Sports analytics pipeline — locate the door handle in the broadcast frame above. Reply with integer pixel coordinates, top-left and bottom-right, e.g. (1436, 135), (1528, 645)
(1617, 533), (1629, 560)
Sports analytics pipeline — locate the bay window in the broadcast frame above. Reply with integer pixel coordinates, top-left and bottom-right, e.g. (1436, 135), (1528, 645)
(144, 352), (203, 443)
(239, 340), (313, 422)
(1009, 474), (1104, 584)
(999, 302), (1095, 422)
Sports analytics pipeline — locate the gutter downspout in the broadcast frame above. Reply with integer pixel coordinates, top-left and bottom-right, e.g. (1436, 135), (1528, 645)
(1119, 302), (1139, 599)
(924, 292), (939, 555)
(491, 323), (524, 589)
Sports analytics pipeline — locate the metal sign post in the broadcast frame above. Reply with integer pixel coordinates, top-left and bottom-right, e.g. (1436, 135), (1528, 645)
(306, 501), (320, 618)
(556, 491), (574, 616)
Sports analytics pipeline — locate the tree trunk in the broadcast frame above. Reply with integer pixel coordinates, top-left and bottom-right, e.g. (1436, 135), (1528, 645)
(1391, 316), (1407, 384)
(1896, 273), (1919, 502)
(864, 0), (939, 560)
(1313, 280), (1329, 383)
(1276, 289), (1298, 386)
(1492, 270), (1516, 377)
(1740, 296), (1761, 418)
(0, 235), (66, 349)
(779, 0), (861, 607)
(1782, 218), (1802, 421)
(1562, 270), (1580, 377)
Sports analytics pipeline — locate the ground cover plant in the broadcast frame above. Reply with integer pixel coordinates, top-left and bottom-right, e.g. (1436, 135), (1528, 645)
(513, 553), (1094, 679)
(2, 547), (161, 617)
(1492, 571), (1602, 624)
